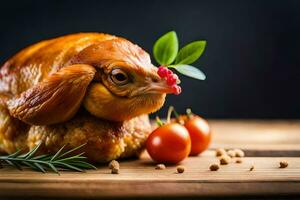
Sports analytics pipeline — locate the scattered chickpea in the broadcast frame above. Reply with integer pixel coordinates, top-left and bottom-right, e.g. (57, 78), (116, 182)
(227, 150), (236, 158)
(279, 161), (288, 168)
(235, 158), (243, 164)
(234, 149), (245, 157)
(177, 166), (185, 173)
(108, 160), (120, 169)
(209, 163), (220, 171)
(215, 148), (227, 157)
(219, 155), (231, 165)
(155, 164), (166, 170)
(249, 165), (255, 171)
(111, 167), (119, 174)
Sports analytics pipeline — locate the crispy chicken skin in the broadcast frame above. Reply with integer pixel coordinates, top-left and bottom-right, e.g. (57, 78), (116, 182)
(0, 33), (173, 162)
(27, 113), (152, 163)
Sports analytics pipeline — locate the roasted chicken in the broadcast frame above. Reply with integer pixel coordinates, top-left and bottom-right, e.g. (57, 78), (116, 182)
(0, 33), (178, 162)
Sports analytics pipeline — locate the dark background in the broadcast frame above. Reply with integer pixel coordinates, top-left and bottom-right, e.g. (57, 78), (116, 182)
(0, 0), (299, 119)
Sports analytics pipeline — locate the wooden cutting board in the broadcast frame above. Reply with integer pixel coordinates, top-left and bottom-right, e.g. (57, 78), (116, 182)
(0, 120), (300, 198)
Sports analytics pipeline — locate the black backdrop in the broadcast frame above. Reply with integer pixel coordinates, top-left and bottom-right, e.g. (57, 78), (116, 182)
(1, 0), (300, 119)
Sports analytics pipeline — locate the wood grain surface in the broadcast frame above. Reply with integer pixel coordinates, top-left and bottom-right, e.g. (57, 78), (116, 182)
(0, 120), (300, 198)
(211, 120), (300, 156)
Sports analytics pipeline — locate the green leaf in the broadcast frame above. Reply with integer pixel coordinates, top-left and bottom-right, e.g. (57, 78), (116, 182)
(7, 149), (23, 158)
(23, 161), (38, 171)
(47, 163), (59, 174)
(57, 143), (86, 159)
(33, 163), (46, 173)
(56, 153), (86, 162)
(171, 65), (206, 80)
(21, 142), (42, 159)
(50, 145), (66, 161)
(175, 41), (206, 65)
(153, 31), (178, 65)
(54, 161), (84, 172)
(5, 160), (22, 170)
(32, 154), (50, 160)
(67, 161), (97, 169)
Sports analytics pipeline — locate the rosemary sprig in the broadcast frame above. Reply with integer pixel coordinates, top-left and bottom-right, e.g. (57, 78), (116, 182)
(0, 142), (96, 174)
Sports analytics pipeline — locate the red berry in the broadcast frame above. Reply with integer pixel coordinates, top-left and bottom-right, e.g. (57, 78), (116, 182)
(167, 74), (177, 86)
(166, 69), (173, 76)
(172, 85), (182, 95)
(157, 66), (168, 78)
(172, 74), (179, 81)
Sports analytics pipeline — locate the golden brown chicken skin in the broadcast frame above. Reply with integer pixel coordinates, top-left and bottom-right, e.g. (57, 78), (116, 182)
(0, 33), (174, 162)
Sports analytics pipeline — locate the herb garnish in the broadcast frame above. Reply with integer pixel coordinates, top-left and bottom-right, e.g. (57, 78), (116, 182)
(0, 142), (96, 174)
(153, 31), (206, 80)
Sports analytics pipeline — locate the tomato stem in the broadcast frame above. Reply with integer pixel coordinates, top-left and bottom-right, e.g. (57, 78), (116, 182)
(186, 108), (193, 119)
(166, 106), (173, 123)
(156, 116), (164, 127)
(167, 106), (180, 124)
(173, 108), (180, 119)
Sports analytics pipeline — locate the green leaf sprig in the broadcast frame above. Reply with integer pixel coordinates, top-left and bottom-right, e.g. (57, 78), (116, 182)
(0, 142), (96, 174)
(153, 31), (206, 80)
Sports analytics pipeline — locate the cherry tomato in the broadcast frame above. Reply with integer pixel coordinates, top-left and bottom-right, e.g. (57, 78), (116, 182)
(184, 116), (211, 156)
(146, 123), (191, 164)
